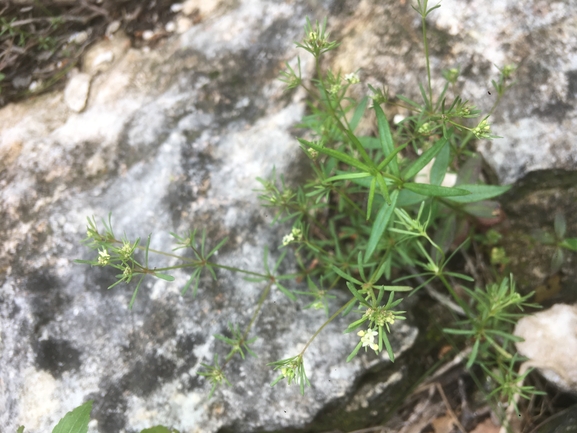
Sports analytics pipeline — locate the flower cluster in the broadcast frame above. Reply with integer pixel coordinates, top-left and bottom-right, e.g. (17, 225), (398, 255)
(472, 118), (492, 139)
(344, 72), (360, 84)
(357, 328), (379, 352)
(282, 227), (303, 246)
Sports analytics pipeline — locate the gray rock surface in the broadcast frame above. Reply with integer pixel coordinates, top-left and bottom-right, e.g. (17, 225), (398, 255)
(0, 2), (415, 432)
(330, 0), (577, 184)
(1, 0), (576, 432)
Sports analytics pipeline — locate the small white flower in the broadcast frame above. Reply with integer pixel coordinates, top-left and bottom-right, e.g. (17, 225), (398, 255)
(307, 148), (319, 159)
(344, 72), (360, 84)
(119, 241), (133, 260)
(282, 233), (295, 246)
(357, 328), (379, 352)
(97, 249), (110, 266)
(123, 266), (132, 279)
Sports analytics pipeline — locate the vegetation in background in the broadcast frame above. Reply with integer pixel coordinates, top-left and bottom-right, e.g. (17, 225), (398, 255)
(70, 0), (572, 431)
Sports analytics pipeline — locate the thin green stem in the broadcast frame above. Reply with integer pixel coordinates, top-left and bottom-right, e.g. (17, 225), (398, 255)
(243, 281), (273, 341)
(300, 299), (355, 355)
(438, 274), (473, 320)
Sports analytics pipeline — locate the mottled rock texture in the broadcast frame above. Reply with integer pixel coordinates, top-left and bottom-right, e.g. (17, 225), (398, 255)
(1, 0), (576, 432)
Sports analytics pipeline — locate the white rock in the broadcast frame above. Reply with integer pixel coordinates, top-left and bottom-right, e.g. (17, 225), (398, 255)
(28, 81), (40, 92)
(92, 51), (115, 69)
(68, 31), (88, 44)
(515, 303), (577, 393)
(106, 20), (121, 37)
(165, 21), (176, 33)
(176, 17), (193, 34)
(182, 0), (219, 17)
(64, 73), (91, 112)
(142, 30), (155, 41)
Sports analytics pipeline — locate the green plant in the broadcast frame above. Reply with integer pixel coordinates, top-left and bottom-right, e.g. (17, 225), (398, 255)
(17, 400), (180, 433)
(532, 212), (577, 273)
(78, 0), (542, 424)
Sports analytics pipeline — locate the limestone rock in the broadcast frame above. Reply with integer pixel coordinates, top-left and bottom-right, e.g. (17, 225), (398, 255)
(64, 72), (91, 113)
(515, 303), (577, 393)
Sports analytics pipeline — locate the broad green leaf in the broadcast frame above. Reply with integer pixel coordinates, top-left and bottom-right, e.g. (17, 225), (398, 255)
(561, 238), (577, 252)
(52, 401), (92, 433)
(444, 184), (511, 203)
(462, 201), (501, 219)
(551, 248), (564, 274)
(430, 140), (450, 186)
(455, 154), (482, 185)
(374, 104), (400, 176)
(325, 172), (371, 182)
(365, 190), (399, 261)
(402, 137), (447, 180)
(300, 138), (371, 172)
(349, 96), (369, 132)
(554, 213), (567, 239)
(404, 182), (471, 197)
(397, 188), (425, 206)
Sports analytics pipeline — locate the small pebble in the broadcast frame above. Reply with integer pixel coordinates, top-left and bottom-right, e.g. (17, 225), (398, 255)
(68, 31), (88, 44)
(142, 30), (155, 41)
(106, 20), (121, 37)
(28, 81), (40, 92)
(165, 21), (176, 32)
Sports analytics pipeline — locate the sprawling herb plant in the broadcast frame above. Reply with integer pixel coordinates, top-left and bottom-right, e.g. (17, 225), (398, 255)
(78, 0), (543, 424)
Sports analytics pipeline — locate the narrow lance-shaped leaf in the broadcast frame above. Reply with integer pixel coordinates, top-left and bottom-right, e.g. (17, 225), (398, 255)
(325, 172), (372, 183)
(366, 177), (377, 220)
(375, 173), (391, 204)
(374, 104), (400, 176)
(349, 96), (369, 132)
(331, 265), (363, 285)
(365, 189), (399, 262)
(129, 275), (145, 309)
(300, 138), (371, 172)
(404, 182), (470, 197)
(444, 184), (511, 203)
(430, 140), (450, 186)
(402, 136), (447, 180)
(377, 142), (408, 171)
